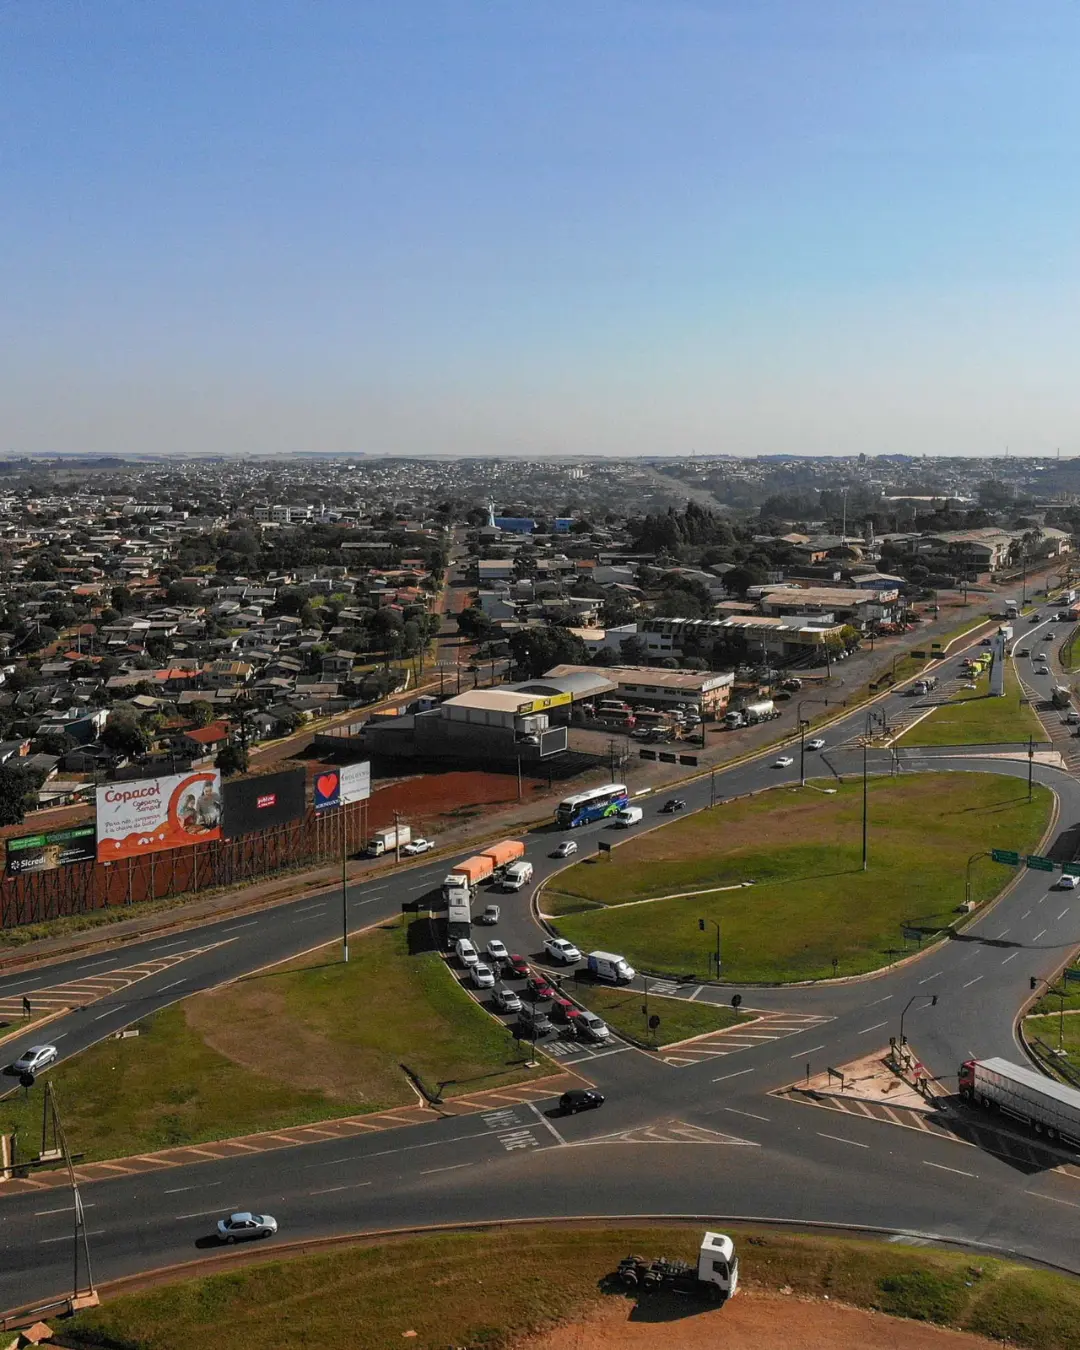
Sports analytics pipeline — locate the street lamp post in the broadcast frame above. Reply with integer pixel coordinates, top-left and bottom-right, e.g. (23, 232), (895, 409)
(796, 697), (829, 787)
(965, 850), (989, 908)
(1030, 975), (1068, 1054)
(698, 917), (721, 976)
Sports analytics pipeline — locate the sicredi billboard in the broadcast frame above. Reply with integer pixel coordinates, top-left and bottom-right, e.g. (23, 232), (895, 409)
(6, 824), (97, 875)
(96, 770), (223, 861)
(223, 768), (306, 838)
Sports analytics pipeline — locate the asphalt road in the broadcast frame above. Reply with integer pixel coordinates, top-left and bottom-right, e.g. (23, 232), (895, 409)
(3, 627), (1080, 1310)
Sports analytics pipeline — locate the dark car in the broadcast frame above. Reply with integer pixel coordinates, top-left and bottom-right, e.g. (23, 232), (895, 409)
(506, 954), (530, 979)
(527, 975), (556, 1001)
(660, 798), (686, 813)
(559, 1089), (605, 1114)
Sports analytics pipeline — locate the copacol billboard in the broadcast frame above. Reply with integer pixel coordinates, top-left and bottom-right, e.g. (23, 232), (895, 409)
(96, 770), (223, 861)
(223, 767), (307, 838)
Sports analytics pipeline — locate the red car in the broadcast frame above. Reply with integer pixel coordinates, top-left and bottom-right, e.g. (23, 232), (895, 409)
(506, 954), (530, 980)
(551, 996), (579, 1023)
(527, 975), (556, 1001)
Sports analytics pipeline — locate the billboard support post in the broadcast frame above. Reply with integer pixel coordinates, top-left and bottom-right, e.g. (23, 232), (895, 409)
(341, 804), (349, 965)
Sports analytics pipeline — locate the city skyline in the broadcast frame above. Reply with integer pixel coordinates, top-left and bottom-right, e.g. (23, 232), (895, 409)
(3, 1), (1080, 458)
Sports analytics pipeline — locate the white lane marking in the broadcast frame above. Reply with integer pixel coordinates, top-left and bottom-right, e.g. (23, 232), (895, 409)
(300, 1128), (491, 1169)
(1059, 909), (1070, 920)
(817, 1132), (870, 1149)
(1026, 1190), (1080, 1210)
(962, 976), (983, 989)
(175, 1206), (237, 1219)
(221, 921), (257, 933)
(924, 1161), (975, 1178)
(34, 1203), (96, 1215)
(159, 979), (186, 992)
(1002, 952), (1019, 964)
(1021, 910), (1032, 919)
(164, 1182), (221, 1194)
(50, 1033), (67, 1041)
(724, 1107), (770, 1122)
(310, 1182), (372, 1195)
(867, 994), (893, 1006)
(1038, 896), (1047, 904)
(76, 960), (113, 971)
(687, 986), (704, 1001)
(918, 974), (939, 985)
(527, 1100), (566, 1145)
(419, 1162), (472, 1175)
(40, 1230), (104, 1244)
(1034, 929), (1048, 941)
(712, 1067), (755, 1083)
(791, 1044), (826, 1057)
(858, 1022), (888, 1034)
(995, 929), (1010, 938)
(149, 941), (187, 951)
(94, 1004), (125, 1020)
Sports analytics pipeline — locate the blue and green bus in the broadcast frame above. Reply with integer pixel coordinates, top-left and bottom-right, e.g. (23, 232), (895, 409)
(555, 783), (630, 829)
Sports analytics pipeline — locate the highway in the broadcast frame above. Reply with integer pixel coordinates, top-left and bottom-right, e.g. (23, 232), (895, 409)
(2, 621), (1080, 1311)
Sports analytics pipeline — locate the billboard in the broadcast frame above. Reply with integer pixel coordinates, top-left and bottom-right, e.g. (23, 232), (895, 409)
(6, 824), (97, 876)
(96, 770), (223, 861)
(223, 768), (306, 838)
(313, 761), (371, 812)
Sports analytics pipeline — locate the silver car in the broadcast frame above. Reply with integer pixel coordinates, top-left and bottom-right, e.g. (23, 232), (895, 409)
(11, 1045), (57, 1075)
(217, 1211), (278, 1243)
(471, 962), (496, 989)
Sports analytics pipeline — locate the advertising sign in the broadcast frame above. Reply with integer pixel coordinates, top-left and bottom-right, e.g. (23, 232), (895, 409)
(5, 824), (97, 875)
(96, 770), (223, 861)
(313, 761), (371, 812)
(222, 768), (306, 839)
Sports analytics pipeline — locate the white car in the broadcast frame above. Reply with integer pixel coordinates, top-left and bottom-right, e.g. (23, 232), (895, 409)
(1034, 653), (1047, 661)
(402, 838), (434, 856)
(544, 937), (582, 964)
(11, 1044), (57, 1075)
(551, 840), (578, 858)
(486, 938), (509, 963)
(454, 938), (479, 967)
(1059, 874), (1079, 890)
(807, 738), (826, 751)
(774, 756), (794, 768)
(471, 962), (496, 989)
(217, 1211), (277, 1243)
(1037, 666), (1050, 676)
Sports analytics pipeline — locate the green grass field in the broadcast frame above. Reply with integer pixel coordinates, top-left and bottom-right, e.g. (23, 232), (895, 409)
(0, 917), (540, 1164)
(570, 982), (744, 1045)
(898, 662), (1044, 747)
(1025, 1011), (1080, 1080)
(543, 773), (1051, 982)
(63, 1225), (1080, 1350)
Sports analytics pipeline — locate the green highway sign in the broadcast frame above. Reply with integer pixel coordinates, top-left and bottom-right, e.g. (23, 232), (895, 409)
(991, 849), (1020, 866)
(1026, 855), (1055, 872)
(1063, 863), (1080, 878)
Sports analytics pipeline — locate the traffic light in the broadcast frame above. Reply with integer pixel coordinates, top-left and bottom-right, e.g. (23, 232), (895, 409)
(1031, 976), (1039, 990)
(698, 918), (705, 931)
(930, 995), (937, 1006)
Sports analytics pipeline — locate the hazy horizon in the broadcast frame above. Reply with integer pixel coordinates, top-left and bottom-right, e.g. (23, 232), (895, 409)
(4, 2), (1080, 459)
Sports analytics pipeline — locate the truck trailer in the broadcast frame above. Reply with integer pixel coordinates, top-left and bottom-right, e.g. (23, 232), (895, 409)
(446, 898), (472, 943)
(441, 853), (495, 900)
(365, 825), (411, 857)
(958, 1056), (1080, 1147)
(723, 699), (778, 729)
(481, 839), (526, 872)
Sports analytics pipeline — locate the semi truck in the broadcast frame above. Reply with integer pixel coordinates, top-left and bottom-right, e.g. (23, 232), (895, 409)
(441, 853), (495, 901)
(1052, 685), (1072, 709)
(616, 1232), (738, 1302)
(911, 676), (939, 696)
(723, 700), (778, 730)
(481, 838), (526, 873)
(959, 1056), (1080, 1147)
(1004, 599), (1019, 618)
(446, 897), (471, 943)
(587, 950), (636, 984)
(366, 824), (411, 857)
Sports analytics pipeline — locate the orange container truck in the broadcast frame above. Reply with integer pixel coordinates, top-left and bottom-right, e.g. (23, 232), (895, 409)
(481, 839), (526, 870)
(455, 855), (495, 888)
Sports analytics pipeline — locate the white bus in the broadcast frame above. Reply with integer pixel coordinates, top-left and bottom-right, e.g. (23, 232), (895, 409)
(554, 783), (630, 829)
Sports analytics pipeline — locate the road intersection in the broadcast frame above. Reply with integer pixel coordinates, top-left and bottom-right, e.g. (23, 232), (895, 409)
(2, 627), (1080, 1312)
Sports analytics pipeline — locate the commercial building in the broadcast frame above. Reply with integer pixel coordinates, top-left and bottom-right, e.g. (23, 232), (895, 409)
(640, 615), (846, 660)
(360, 687), (568, 765)
(545, 664), (734, 717)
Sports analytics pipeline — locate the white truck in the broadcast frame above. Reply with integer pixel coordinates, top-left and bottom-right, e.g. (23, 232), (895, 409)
(724, 700), (778, 729)
(911, 675), (939, 696)
(501, 860), (534, 891)
(958, 1056), (1080, 1147)
(366, 824), (411, 857)
(587, 950), (636, 984)
(446, 897), (472, 944)
(616, 1232), (738, 1302)
(1004, 598), (1019, 618)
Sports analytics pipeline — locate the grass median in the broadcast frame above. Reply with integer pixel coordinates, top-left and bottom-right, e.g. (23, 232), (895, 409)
(542, 773), (1051, 983)
(571, 982), (744, 1046)
(897, 662), (1044, 747)
(0, 917), (542, 1164)
(63, 1224), (1080, 1350)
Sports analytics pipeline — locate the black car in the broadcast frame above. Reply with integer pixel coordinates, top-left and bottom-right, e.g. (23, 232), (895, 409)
(559, 1088), (605, 1114)
(660, 798), (686, 813)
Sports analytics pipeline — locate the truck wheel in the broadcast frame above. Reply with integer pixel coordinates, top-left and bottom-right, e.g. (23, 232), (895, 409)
(1047, 1126), (1059, 1141)
(979, 1095), (992, 1109)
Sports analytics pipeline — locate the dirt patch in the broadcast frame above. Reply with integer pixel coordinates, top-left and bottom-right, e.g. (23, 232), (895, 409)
(366, 770), (536, 832)
(516, 1290), (1005, 1350)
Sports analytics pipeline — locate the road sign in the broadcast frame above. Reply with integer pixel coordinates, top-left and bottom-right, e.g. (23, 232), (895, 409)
(1063, 863), (1080, 878)
(1066, 969), (1080, 984)
(648, 1015), (661, 1031)
(597, 841), (611, 854)
(901, 926), (923, 943)
(991, 849), (1020, 866)
(1026, 855), (1055, 872)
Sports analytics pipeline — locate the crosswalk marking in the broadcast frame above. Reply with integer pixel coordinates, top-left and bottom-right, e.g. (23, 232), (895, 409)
(661, 1010), (833, 1067)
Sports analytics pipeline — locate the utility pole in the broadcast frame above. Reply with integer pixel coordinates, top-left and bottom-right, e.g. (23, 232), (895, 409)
(516, 753), (523, 802)
(1028, 736), (1034, 803)
(862, 735), (869, 871)
(393, 809), (403, 864)
(340, 803), (349, 963)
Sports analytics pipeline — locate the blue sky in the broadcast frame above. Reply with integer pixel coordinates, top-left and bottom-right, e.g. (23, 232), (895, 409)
(2, 1), (1079, 457)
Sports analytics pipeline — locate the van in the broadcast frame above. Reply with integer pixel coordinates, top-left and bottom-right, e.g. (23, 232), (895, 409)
(613, 806), (643, 827)
(502, 860), (534, 891)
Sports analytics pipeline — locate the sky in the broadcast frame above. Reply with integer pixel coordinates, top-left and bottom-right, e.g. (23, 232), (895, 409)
(2, 1), (1080, 459)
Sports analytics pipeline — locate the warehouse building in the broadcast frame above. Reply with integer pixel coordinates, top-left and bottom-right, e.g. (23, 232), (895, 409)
(545, 664), (734, 718)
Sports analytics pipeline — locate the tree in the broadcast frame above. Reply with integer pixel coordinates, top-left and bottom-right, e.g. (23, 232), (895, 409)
(100, 712), (151, 758)
(166, 581), (201, 607)
(508, 627), (587, 678)
(618, 635), (650, 665)
(215, 742), (249, 777)
(722, 564), (768, 597)
(188, 700), (215, 728)
(457, 606), (495, 642)
(111, 586), (133, 614)
(0, 763), (40, 826)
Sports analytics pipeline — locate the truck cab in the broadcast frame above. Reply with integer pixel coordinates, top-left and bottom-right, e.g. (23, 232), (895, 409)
(698, 1232), (739, 1298)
